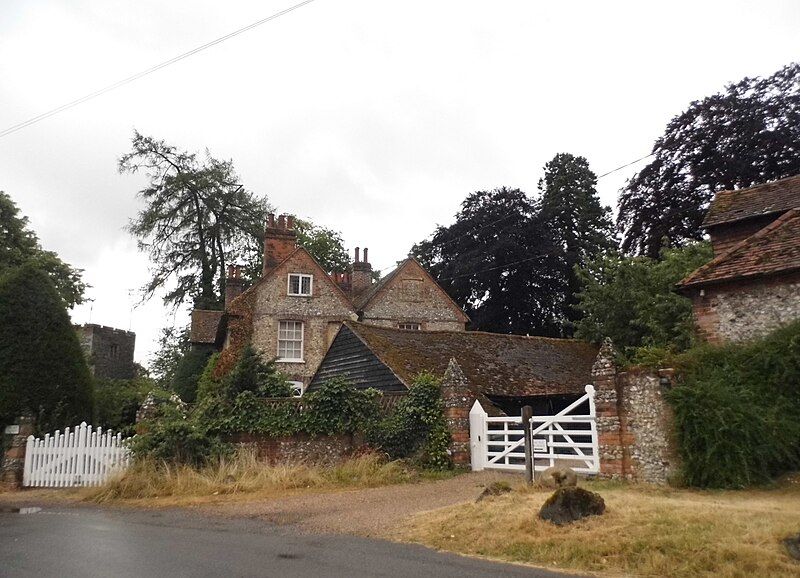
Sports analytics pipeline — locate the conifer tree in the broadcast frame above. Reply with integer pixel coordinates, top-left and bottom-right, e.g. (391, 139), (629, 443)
(0, 264), (93, 431)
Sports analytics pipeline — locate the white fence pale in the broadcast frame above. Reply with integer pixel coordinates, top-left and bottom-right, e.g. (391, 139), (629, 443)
(470, 384), (599, 476)
(23, 422), (131, 487)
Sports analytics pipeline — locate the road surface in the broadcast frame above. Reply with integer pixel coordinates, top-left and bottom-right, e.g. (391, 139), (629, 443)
(0, 505), (580, 577)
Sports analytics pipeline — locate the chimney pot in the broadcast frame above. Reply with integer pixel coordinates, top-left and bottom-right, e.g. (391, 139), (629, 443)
(355, 247), (360, 263)
(268, 213), (275, 228)
(363, 248), (369, 264)
(287, 215), (294, 230)
(277, 214), (286, 229)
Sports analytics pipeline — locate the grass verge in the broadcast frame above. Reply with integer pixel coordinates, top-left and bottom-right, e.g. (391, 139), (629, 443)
(80, 449), (435, 505)
(391, 479), (800, 578)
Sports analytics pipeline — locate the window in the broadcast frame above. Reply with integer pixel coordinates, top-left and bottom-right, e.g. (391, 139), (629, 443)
(109, 344), (119, 358)
(287, 273), (313, 296)
(398, 322), (421, 331)
(277, 321), (304, 361)
(289, 381), (304, 397)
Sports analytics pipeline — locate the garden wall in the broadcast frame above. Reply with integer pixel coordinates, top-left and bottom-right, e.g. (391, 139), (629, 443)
(228, 432), (367, 465)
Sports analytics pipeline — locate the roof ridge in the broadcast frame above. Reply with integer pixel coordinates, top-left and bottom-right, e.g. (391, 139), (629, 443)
(704, 174), (800, 227)
(680, 208), (800, 288)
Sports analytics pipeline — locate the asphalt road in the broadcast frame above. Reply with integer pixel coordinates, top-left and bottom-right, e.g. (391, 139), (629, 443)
(0, 506), (580, 578)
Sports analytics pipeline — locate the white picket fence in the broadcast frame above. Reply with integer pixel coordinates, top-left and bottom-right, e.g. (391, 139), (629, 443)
(23, 422), (131, 487)
(470, 384), (599, 476)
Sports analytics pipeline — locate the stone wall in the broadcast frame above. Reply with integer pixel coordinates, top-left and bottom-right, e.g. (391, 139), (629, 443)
(361, 260), (467, 332)
(617, 369), (678, 485)
(691, 271), (800, 343)
(76, 324), (136, 380)
(228, 432), (365, 465)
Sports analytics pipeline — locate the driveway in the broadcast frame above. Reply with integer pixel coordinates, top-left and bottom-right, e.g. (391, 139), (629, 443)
(0, 505), (582, 577)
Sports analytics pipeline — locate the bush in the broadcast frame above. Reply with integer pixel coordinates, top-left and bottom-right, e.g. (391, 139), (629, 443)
(224, 345), (292, 398)
(171, 347), (213, 403)
(668, 321), (800, 488)
(369, 373), (452, 469)
(0, 264), (93, 432)
(93, 377), (153, 434)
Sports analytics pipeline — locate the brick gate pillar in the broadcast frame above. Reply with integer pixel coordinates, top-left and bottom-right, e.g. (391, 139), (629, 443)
(441, 358), (474, 466)
(592, 338), (630, 479)
(1, 416), (35, 490)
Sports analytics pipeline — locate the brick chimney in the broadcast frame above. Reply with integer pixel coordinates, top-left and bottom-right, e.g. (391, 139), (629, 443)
(224, 264), (245, 307)
(262, 213), (297, 277)
(351, 247), (373, 296)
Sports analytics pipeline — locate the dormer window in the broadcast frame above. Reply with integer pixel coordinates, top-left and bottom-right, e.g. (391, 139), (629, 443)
(288, 273), (313, 296)
(398, 322), (421, 331)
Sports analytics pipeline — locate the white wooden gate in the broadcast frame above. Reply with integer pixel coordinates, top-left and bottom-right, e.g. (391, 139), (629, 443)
(470, 384), (599, 475)
(23, 422), (131, 487)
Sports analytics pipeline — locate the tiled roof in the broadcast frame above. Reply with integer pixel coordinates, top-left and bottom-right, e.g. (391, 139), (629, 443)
(345, 322), (598, 397)
(190, 310), (224, 344)
(680, 209), (800, 289)
(703, 175), (800, 227)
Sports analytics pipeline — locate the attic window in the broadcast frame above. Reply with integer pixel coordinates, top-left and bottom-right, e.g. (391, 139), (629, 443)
(288, 273), (312, 296)
(398, 322), (421, 331)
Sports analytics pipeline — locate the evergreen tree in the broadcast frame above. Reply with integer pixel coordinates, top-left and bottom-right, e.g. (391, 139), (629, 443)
(0, 264), (93, 431)
(0, 191), (85, 308)
(538, 153), (614, 333)
(225, 345), (292, 398)
(618, 62), (800, 257)
(413, 187), (562, 335)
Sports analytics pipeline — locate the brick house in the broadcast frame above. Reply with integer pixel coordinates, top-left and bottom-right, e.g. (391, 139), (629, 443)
(190, 214), (468, 392)
(679, 175), (800, 343)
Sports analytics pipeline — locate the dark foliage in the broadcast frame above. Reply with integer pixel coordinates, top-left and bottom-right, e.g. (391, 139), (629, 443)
(367, 373), (451, 469)
(538, 153), (615, 332)
(618, 62), (800, 257)
(171, 348), (213, 403)
(0, 264), (93, 432)
(148, 326), (191, 388)
(413, 187), (563, 335)
(93, 377), (153, 435)
(0, 191), (86, 308)
(224, 345), (292, 398)
(667, 321), (800, 488)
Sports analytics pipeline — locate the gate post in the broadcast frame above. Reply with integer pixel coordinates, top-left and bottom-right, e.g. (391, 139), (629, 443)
(1, 416), (35, 490)
(521, 405), (534, 484)
(469, 400), (487, 471)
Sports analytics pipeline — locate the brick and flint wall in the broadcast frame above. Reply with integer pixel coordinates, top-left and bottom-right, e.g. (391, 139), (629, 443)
(689, 271), (800, 344)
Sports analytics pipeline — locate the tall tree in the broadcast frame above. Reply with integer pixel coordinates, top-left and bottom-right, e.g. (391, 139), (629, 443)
(0, 264), (93, 431)
(294, 219), (350, 273)
(538, 153), (614, 332)
(0, 191), (86, 308)
(618, 62), (800, 257)
(120, 131), (271, 309)
(413, 187), (562, 335)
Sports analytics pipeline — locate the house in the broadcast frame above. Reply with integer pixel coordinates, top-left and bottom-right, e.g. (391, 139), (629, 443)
(310, 321), (600, 416)
(189, 214), (469, 391)
(75, 323), (136, 380)
(679, 174), (800, 342)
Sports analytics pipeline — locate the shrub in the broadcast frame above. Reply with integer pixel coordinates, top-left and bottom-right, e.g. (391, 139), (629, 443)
(93, 377), (153, 434)
(224, 345), (292, 398)
(369, 373), (452, 469)
(300, 377), (379, 436)
(171, 347), (213, 403)
(0, 264), (93, 432)
(668, 321), (800, 488)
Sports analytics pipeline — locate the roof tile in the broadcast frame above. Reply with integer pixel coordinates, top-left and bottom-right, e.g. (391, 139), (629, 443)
(703, 175), (800, 227)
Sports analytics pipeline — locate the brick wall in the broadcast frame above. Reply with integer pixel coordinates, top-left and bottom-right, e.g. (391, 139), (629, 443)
(690, 271), (800, 343)
(1, 417), (35, 490)
(440, 359), (473, 465)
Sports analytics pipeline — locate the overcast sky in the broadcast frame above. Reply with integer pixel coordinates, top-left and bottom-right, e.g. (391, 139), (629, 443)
(1, 0), (798, 364)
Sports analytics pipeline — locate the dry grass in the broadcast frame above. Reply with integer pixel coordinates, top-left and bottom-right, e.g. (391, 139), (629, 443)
(80, 449), (416, 505)
(391, 479), (800, 578)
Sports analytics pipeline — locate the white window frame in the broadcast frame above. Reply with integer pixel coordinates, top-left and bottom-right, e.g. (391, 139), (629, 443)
(277, 320), (304, 362)
(287, 273), (313, 296)
(289, 381), (304, 397)
(398, 322), (421, 331)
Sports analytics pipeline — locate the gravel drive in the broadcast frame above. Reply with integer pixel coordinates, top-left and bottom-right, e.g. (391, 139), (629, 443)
(201, 471), (518, 536)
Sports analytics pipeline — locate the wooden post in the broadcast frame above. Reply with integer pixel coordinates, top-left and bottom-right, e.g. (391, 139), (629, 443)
(521, 405), (533, 484)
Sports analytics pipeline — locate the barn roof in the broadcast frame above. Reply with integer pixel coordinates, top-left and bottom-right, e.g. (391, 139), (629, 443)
(311, 322), (598, 397)
(680, 208), (800, 289)
(703, 174), (800, 228)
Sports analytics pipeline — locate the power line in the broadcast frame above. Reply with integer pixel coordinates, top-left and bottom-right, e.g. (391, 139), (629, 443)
(0, 0), (318, 139)
(596, 152), (654, 179)
(437, 255), (542, 281)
